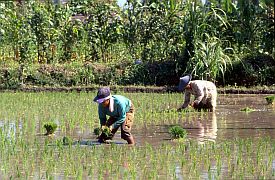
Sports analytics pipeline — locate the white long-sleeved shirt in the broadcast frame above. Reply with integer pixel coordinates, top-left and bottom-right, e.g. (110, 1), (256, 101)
(181, 80), (217, 108)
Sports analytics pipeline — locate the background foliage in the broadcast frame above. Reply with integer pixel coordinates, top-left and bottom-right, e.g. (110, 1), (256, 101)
(0, 0), (274, 88)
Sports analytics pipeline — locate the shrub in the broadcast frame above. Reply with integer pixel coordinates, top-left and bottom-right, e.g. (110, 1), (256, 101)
(220, 54), (275, 86)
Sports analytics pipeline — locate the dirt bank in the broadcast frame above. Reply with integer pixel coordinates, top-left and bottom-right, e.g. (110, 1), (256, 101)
(1, 85), (275, 94)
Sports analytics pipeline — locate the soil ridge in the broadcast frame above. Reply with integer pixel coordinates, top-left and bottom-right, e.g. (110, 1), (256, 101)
(0, 85), (274, 94)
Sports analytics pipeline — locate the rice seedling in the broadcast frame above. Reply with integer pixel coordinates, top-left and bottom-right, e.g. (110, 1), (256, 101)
(168, 125), (187, 139)
(101, 126), (112, 137)
(93, 126), (112, 143)
(93, 127), (101, 136)
(62, 136), (73, 145)
(43, 122), (57, 136)
(240, 107), (255, 112)
(265, 95), (275, 105)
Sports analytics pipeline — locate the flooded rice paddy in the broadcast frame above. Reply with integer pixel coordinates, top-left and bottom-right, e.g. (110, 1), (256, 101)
(137, 94), (275, 146)
(0, 92), (274, 179)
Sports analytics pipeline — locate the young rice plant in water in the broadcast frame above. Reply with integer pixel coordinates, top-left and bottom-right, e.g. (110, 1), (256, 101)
(169, 125), (187, 139)
(240, 107), (255, 112)
(44, 122), (57, 135)
(265, 95), (275, 105)
(94, 126), (112, 138)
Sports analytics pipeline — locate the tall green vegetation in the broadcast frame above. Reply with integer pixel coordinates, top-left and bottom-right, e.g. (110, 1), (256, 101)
(183, 2), (233, 81)
(85, 3), (122, 62)
(0, 0), (274, 87)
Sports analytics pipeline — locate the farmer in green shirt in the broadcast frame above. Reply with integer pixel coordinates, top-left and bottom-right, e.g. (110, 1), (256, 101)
(93, 87), (135, 145)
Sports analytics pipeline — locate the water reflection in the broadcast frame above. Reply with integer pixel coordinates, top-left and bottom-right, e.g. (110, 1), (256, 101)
(198, 112), (217, 143)
(179, 94), (275, 143)
(1, 94), (274, 145)
(217, 94), (275, 140)
(184, 112), (217, 144)
(0, 120), (22, 140)
(175, 164), (183, 180)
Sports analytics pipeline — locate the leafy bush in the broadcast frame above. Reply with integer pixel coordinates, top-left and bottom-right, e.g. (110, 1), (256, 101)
(0, 68), (21, 89)
(1, 56), (274, 88)
(121, 61), (180, 86)
(221, 54), (275, 86)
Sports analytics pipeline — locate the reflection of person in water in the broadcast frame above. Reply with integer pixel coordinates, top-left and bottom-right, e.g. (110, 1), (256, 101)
(197, 113), (217, 143)
(185, 112), (217, 143)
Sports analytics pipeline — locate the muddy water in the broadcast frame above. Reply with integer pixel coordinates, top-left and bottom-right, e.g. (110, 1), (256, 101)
(0, 93), (274, 179)
(0, 94), (273, 146)
(134, 94), (275, 146)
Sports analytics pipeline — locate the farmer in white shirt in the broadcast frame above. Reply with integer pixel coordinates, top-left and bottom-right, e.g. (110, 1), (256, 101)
(177, 75), (217, 112)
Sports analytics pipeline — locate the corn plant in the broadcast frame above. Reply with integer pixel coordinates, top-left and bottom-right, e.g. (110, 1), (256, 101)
(189, 36), (233, 81)
(85, 3), (122, 62)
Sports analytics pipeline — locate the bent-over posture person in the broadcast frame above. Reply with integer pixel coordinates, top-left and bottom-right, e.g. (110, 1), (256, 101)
(93, 87), (135, 144)
(177, 75), (217, 112)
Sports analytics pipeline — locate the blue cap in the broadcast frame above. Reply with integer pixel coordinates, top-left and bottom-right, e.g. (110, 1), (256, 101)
(178, 75), (192, 91)
(93, 87), (111, 103)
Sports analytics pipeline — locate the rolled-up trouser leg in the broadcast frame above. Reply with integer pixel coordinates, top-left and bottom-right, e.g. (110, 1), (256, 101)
(121, 104), (135, 144)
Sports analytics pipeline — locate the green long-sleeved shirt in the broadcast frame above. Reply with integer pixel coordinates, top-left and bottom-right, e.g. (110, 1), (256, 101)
(98, 95), (131, 129)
